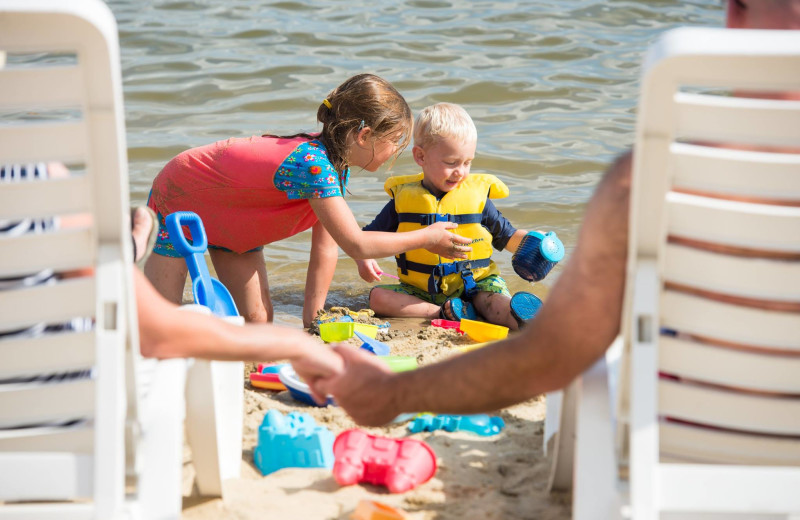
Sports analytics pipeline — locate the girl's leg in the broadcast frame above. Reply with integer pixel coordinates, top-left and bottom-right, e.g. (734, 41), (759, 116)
(208, 249), (273, 323)
(369, 287), (439, 319)
(144, 253), (189, 304)
(472, 291), (519, 331)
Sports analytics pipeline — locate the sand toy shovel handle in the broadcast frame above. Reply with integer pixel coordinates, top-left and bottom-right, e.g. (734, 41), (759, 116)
(165, 211), (239, 317)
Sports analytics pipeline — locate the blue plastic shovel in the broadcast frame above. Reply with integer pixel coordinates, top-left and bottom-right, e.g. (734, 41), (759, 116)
(165, 211), (239, 317)
(354, 331), (390, 356)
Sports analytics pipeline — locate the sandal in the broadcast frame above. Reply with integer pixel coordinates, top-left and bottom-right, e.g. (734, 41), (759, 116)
(439, 297), (477, 322)
(509, 291), (543, 327)
(131, 206), (158, 269)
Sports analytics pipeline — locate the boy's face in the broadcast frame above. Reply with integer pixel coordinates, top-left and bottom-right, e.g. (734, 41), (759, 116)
(413, 136), (477, 195)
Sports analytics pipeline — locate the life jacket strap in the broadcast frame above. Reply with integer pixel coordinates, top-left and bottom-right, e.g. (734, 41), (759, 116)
(397, 212), (482, 226)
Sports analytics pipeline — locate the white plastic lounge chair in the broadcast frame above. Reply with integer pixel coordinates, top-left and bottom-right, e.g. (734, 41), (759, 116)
(0, 0), (241, 516)
(545, 27), (800, 519)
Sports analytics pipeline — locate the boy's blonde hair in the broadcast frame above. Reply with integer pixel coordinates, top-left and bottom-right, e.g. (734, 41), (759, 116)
(413, 102), (477, 149)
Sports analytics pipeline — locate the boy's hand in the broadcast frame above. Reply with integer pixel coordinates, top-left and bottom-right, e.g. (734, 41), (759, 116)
(356, 258), (382, 282)
(426, 222), (472, 259)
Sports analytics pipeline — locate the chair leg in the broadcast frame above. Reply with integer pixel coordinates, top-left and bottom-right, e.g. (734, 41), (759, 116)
(136, 358), (187, 520)
(573, 355), (624, 520)
(185, 359), (244, 498)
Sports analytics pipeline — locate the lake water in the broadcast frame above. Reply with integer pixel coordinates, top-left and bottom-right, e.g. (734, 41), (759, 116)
(105, 0), (723, 325)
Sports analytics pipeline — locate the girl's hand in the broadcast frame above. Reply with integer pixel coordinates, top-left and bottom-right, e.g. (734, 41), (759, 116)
(426, 222), (472, 259)
(356, 259), (382, 282)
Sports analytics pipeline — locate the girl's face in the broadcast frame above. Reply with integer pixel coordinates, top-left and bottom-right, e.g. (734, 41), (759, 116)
(349, 129), (401, 172)
(413, 135), (476, 195)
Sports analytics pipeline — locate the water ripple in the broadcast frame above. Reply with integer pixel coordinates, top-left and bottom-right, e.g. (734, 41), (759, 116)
(105, 0), (722, 311)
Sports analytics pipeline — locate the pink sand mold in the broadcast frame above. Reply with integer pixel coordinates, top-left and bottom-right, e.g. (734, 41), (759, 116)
(333, 429), (437, 493)
(253, 409), (334, 476)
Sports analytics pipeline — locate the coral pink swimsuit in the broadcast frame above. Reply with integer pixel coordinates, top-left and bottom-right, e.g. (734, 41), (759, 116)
(148, 135), (340, 254)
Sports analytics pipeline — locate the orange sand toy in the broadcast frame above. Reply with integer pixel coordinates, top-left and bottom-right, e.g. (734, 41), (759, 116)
(351, 500), (409, 520)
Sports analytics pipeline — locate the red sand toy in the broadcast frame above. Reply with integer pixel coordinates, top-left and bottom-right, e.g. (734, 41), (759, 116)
(249, 363), (288, 391)
(430, 319), (462, 331)
(333, 429), (437, 493)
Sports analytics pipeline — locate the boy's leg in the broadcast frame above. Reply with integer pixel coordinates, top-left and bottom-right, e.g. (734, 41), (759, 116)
(208, 249), (273, 323)
(369, 287), (439, 319)
(144, 254), (188, 304)
(472, 292), (518, 331)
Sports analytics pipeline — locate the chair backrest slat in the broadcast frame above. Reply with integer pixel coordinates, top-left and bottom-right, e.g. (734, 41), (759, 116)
(659, 336), (800, 394)
(671, 143), (800, 200)
(661, 290), (800, 351)
(0, 177), (94, 220)
(659, 379), (800, 436)
(0, 278), (95, 332)
(0, 331), (95, 380)
(666, 194), (800, 251)
(675, 93), (800, 147)
(660, 422), (800, 466)
(663, 244), (800, 302)
(0, 66), (83, 109)
(0, 379), (95, 429)
(0, 122), (88, 165)
(0, 229), (95, 277)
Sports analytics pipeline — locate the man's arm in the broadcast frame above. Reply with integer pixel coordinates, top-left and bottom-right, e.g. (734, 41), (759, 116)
(315, 152), (633, 425)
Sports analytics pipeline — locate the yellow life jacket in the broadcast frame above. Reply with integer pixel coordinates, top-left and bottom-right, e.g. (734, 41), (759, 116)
(385, 172), (509, 297)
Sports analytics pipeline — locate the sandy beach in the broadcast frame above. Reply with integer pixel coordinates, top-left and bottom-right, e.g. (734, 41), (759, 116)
(180, 314), (571, 520)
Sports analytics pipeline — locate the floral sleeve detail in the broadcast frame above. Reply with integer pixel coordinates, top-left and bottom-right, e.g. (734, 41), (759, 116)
(274, 139), (350, 200)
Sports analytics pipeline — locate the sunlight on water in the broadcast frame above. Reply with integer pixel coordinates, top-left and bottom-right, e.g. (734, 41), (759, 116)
(106, 0), (723, 323)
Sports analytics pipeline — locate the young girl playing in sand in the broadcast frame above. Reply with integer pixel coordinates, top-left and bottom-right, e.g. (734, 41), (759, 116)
(145, 74), (472, 327)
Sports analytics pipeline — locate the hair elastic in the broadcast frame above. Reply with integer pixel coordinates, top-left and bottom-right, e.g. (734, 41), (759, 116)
(322, 99), (332, 109)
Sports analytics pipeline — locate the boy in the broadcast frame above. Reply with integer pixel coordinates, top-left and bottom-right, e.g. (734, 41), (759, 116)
(357, 103), (551, 330)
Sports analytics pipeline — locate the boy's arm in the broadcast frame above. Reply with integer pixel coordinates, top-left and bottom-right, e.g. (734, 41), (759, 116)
(504, 229), (529, 254)
(481, 199), (526, 251)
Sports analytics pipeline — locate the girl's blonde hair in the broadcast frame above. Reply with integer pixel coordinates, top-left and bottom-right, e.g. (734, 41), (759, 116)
(317, 74), (412, 175)
(413, 102), (477, 149)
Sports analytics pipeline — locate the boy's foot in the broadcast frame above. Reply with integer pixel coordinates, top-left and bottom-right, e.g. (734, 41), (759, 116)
(509, 292), (543, 327)
(439, 297), (477, 322)
(132, 206), (158, 267)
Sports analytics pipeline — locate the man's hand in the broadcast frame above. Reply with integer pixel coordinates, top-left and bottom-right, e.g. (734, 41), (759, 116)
(290, 343), (345, 403)
(310, 344), (401, 426)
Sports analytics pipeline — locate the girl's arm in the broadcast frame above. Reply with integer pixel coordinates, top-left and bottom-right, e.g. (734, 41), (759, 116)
(309, 196), (472, 259)
(303, 221), (338, 327)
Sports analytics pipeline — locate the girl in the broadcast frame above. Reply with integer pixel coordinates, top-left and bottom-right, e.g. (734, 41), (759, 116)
(145, 74), (472, 327)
